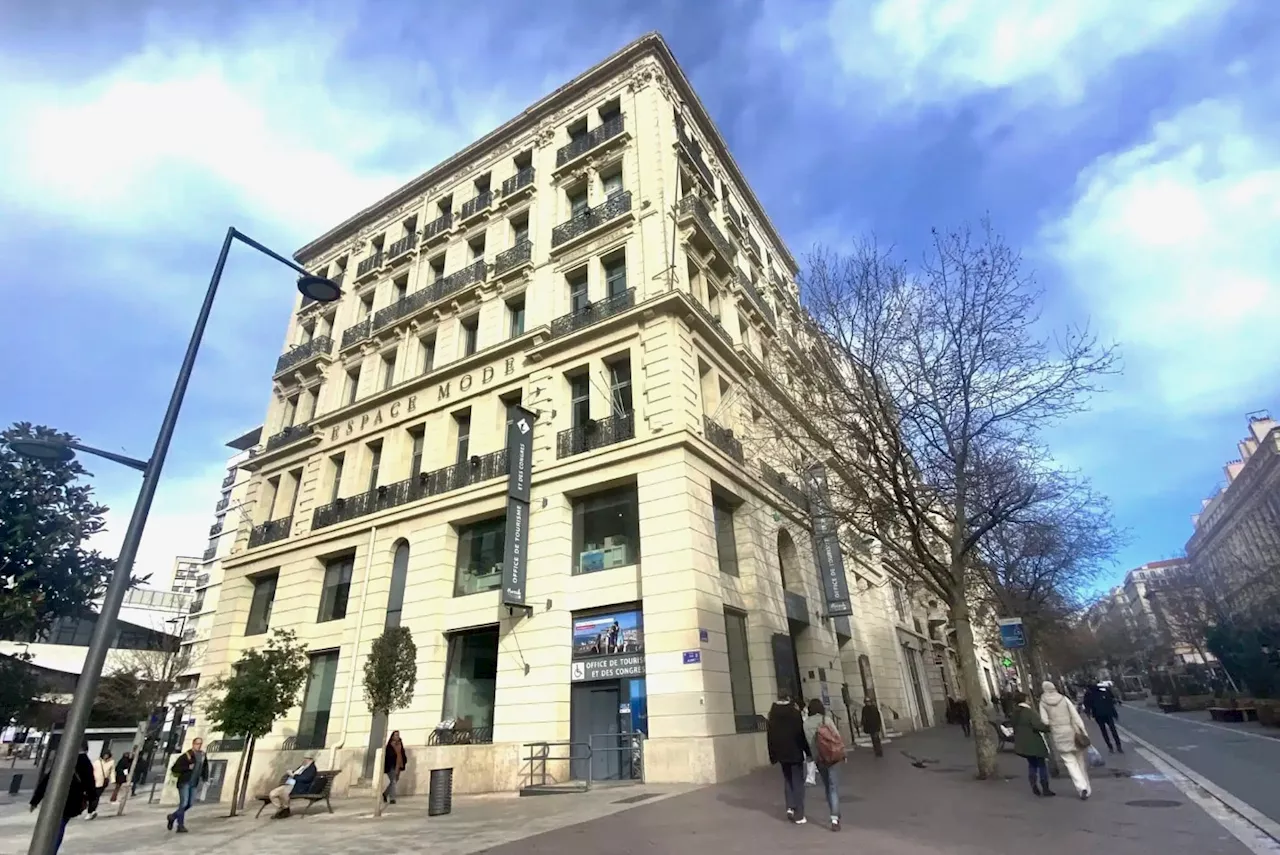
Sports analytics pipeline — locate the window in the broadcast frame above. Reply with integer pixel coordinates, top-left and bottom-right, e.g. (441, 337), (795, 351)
(430, 255), (445, 281)
(244, 572), (278, 636)
(346, 367), (361, 405)
(297, 650), (339, 749)
(507, 298), (525, 338)
(409, 426), (425, 476)
(469, 236), (485, 262)
(503, 392), (524, 433)
(712, 495), (739, 576)
(569, 373), (590, 427)
(420, 334), (436, 373)
(328, 454), (344, 504)
(567, 117), (587, 144)
(386, 541), (410, 629)
(282, 395), (298, 428)
(454, 410), (471, 463)
(461, 315), (479, 356)
(608, 357), (633, 415)
(366, 441), (382, 492)
(602, 170), (623, 199)
(318, 555), (355, 622)
(381, 353), (396, 390)
(285, 468), (302, 519)
(512, 217), (529, 245)
(568, 187), (588, 217)
(603, 254), (626, 298)
(359, 294), (373, 320)
(454, 517), (505, 596)
(724, 609), (757, 731)
(599, 99), (620, 123)
(572, 485), (641, 573)
(441, 626), (499, 729)
(568, 269), (589, 313)
(393, 278), (407, 304)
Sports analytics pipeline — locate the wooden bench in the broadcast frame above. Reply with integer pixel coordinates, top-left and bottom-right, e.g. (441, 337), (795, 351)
(990, 721), (1013, 752)
(255, 770), (340, 818)
(1209, 707), (1258, 723)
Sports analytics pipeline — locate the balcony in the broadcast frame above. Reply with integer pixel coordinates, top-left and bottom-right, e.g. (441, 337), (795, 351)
(221, 471), (236, 489)
(311, 449), (509, 531)
(435, 259), (487, 303)
(736, 272), (777, 327)
(761, 462), (809, 510)
(689, 297), (731, 345)
(196, 572), (211, 587)
(549, 288), (635, 340)
(208, 521), (222, 537)
(556, 412), (636, 459)
(723, 197), (744, 237)
(500, 167), (535, 199)
(201, 546), (216, 561)
(264, 423), (313, 452)
(188, 599), (204, 615)
(742, 230), (762, 263)
(248, 515), (292, 548)
(384, 232), (417, 264)
(372, 287), (434, 332)
(273, 335), (333, 377)
(494, 239), (532, 278)
(215, 496), (230, 513)
(551, 190), (632, 250)
(423, 212), (452, 246)
(675, 118), (714, 191)
(676, 195), (735, 272)
(703, 415), (744, 463)
(459, 191), (493, 222)
(556, 114), (625, 168)
(355, 251), (382, 281)
(340, 317), (372, 351)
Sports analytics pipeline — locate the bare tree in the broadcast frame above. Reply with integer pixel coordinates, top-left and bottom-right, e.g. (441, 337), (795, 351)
(745, 223), (1117, 777)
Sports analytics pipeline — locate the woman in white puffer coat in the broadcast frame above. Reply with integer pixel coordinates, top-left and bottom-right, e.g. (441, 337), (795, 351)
(1039, 680), (1092, 800)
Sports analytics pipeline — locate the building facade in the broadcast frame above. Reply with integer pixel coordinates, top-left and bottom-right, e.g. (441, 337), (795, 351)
(198, 34), (970, 799)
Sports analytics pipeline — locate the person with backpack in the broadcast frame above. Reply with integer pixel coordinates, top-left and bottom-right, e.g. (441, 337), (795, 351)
(29, 743), (95, 853)
(167, 737), (210, 833)
(803, 698), (846, 832)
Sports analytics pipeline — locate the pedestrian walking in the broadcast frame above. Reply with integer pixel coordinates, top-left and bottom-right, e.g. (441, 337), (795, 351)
(956, 697), (972, 738)
(383, 731), (407, 804)
(766, 689), (811, 825)
(1010, 691), (1055, 797)
(802, 698), (845, 831)
(860, 698), (884, 757)
(86, 749), (114, 818)
(166, 737), (210, 833)
(29, 745), (95, 853)
(1039, 681), (1092, 800)
(1088, 685), (1123, 753)
(111, 749), (133, 802)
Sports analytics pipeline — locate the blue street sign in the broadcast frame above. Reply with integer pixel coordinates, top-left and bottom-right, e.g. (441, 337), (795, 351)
(998, 618), (1027, 649)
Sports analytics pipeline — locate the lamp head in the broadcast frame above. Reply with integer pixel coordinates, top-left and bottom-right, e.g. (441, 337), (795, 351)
(297, 275), (342, 303)
(6, 438), (74, 463)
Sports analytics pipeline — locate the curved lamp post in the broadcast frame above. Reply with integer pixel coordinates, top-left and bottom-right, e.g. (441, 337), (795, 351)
(16, 227), (341, 855)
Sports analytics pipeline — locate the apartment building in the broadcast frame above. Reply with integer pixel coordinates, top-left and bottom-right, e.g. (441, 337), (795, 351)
(198, 34), (935, 798)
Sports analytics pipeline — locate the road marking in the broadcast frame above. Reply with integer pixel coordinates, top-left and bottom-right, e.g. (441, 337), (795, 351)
(1125, 704), (1280, 742)
(1120, 725), (1280, 854)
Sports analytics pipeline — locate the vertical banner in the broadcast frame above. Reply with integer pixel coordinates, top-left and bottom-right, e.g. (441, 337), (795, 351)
(502, 406), (537, 608)
(806, 464), (854, 617)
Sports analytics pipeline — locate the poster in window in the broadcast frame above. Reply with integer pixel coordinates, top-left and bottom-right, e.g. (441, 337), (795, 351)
(572, 610), (643, 658)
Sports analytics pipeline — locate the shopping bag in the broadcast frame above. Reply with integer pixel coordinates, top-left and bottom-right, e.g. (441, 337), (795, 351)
(804, 760), (818, 786)
(1086, 745), (1105, 768)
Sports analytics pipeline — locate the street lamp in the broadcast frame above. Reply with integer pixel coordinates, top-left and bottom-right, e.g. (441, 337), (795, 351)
(15, 227), (341, 855)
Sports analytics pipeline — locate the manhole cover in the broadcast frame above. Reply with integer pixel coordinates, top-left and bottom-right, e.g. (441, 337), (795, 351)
(613, 793), (661, 804)
(1126, 799), (1183, 808)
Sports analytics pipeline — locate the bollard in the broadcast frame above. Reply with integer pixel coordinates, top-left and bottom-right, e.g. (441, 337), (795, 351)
(9, 774), (22, 795)
(427, 767), (453, 817)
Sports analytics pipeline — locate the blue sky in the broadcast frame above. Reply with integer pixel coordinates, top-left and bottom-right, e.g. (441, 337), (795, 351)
(1, 0), (1277, 593)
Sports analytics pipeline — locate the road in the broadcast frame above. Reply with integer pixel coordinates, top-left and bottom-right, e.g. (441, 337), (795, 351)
(1118, 704), (1280, 829)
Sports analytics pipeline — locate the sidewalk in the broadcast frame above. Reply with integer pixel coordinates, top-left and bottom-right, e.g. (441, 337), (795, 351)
(0, 724), (1256, 855)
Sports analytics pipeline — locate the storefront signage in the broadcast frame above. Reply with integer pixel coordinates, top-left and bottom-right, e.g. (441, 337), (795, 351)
(571, 654), (645, 682)
(501, 404), (537, 609)
(570, 609), (644, 682)
(327, 356), (518, 441)
(507, 405), (536, 504)
(805, 464), (854, 617)
(998, 618), (1027, 650)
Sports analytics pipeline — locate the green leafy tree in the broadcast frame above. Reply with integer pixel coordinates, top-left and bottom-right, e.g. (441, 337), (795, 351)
(1, 423), (119, 639)
(0, 652), (40, 728)
(203, 630), (309, 816)
(363, 626), (417, 816)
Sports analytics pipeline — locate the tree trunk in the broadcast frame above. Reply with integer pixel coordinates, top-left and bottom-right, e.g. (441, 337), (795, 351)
(951, 597), (999, 778)
(373, 744), (385, 817)
(237, 736), (256, 816)
(228, 736), (250, 818)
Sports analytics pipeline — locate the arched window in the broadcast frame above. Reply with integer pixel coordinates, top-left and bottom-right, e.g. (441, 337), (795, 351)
(386, 539), (410, 628)
(858, 654), (876, 702)
(777, 529), (799, 590)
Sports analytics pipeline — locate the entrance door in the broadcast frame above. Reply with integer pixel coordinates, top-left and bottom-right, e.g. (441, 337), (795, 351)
(904, 646), (931, 728)
(570, 682), (622, 782)
(771, 633), (803, 703)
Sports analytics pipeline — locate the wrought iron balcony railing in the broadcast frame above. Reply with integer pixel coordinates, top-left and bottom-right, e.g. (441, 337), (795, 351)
(385, 232), (417, 261)
(264, 423), (313, 452)
(427, 726), (494, 746)
(248, 515), (292, 548)
(690, 297), (731, 344)
(435, 259), (486, 301)
(372, 287), (433, 331)
(494, 239), (532, 277)
(703, 415), (744, 463)
(743, 230), (761, 260)
(311, 449), (509, 531)
(760, 462), (809, 510)
(221, 471), (236, 489)
(737, 272), (776, 326)
(201, 546), (216, 561)
(460, 191), (493, 220)
(208, 521), (223, 537)
(340, 317), (372, 350)
(551, 190), (632, 248)
(549, 288), (635, 340)
(723, 197), (744, 234)
(556, 411), (636, 459)
(424, 212), (452, 241)
(501, 167), (535, 196)
(215, 496), (230, 512)
(677, 195), (735, 263)
(196, 572), (211, 587)
(274, 335), (333, 376)
(356, 251), (382, 278)
(675, 118), (714, 187)
(556, 114), (625, 166)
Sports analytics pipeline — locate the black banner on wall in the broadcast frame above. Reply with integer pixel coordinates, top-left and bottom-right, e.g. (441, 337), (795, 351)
(806, 464), (854, 617)
(507, 406), (536, 504)
(502, 406), (537, 608)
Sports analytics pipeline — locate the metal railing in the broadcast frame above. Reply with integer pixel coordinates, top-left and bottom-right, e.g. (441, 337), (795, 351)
(690, 297), (731, 344)
(201, 546), (216, 561)
(501, 167), (535, 195)
(424, 211), (452, 241)
(274, 335), (333, 376)
(556, 114), (625, 166)
(522, 741), (592, 792)
(426, 726), (494, 746)
(215, 496), (230, 512)
(495, 239), (532, 276)
(677, 194), (735, 263)
(248, 515), (292, 548)
(556, 412), (636, 458)
(222, 471), (236, 489)
(340, 317), (372, 350)
(207, 738), (246, 754)
(551, 190), (632, 248)
(385, 232), (417, 261)
(372, 286), (433, 331)
(460, 190), (492, 219)
(549, 288), (635, 340)
(675, 118), (714, 188)
(264, 423), (313, 452)
(737, 272), (776, 326)
(588, 732), (645, 784)
(356, 251), (382, 277)
(311, 449), (508, 531)
(208, 521), (223, 536)
(703, 415), (744, 463)
(761, 462), (809, 510)
(435, 259), (487, 301)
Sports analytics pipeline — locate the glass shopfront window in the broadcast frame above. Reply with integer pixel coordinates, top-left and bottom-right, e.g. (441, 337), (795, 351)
(572, 484), (641, 574)
(441, 626), (499, 729)
(454, 516), (505, 596)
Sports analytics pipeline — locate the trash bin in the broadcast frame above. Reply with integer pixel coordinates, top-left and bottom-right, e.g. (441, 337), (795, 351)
(427, 767), (453, 816)
(8, 774), (21, 795)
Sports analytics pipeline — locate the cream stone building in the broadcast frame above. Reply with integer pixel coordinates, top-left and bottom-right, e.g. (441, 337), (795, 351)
(197, 34), (967, 800)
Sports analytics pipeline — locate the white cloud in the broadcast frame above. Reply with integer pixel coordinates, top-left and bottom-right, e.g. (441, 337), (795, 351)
(1042, 99), (1280, 418)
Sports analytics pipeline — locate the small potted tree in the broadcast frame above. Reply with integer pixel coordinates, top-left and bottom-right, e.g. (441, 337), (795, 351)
(363, 626), (417, 817)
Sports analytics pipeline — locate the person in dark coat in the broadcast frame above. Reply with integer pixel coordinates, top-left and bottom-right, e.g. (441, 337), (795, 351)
(860, 698), (884, 757)
(30, 744), (96, 853)
(383, 731), (408, 804)
(111, 749), (134, 802)
(167, 737), (210, 832)
(1089, 685), (1123, 753)
(956, 697), (972, 737)
(766, 689), (811, 824)
(268, 756), (318, 819)
(1010, 691), (1055, 797)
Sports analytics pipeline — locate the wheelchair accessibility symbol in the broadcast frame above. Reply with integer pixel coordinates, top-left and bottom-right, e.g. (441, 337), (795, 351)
(571, 661), (585, 680)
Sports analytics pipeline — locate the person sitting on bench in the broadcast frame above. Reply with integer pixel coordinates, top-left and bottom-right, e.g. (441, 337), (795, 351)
(269, 756), (318, 819)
